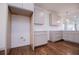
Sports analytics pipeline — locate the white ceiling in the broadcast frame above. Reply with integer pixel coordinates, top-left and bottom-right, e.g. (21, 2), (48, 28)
(35, 3), (79, 17)
(35, 3), (79, 12)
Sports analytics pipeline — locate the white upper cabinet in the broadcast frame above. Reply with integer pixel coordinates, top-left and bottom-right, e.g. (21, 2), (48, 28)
(8, 3), (23, 9)
(8, 3), (34, 11)
(34, 6), (46, 25)
(23, 3), (34, 11)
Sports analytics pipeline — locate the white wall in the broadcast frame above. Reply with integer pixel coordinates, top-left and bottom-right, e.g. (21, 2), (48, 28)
(0, 4), (8, 51)
(11, 15), (30, 48)
(23, 3), (34, 11)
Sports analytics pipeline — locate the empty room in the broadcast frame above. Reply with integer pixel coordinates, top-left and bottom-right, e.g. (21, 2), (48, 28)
(0, 3), (79, 55)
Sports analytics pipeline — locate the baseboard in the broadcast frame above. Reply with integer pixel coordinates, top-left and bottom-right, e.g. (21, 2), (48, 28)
(49, 39), (64, 43)
(54, 39), (64, 42)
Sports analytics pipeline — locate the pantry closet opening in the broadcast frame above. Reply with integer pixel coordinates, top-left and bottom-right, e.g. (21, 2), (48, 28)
(5, 5), (34, 54)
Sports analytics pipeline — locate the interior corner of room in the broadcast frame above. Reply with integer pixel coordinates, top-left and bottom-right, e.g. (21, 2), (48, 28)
(0, 3), (79, 55)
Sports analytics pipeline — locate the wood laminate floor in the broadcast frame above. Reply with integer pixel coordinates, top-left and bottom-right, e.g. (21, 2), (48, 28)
(8, 41), (79, 55)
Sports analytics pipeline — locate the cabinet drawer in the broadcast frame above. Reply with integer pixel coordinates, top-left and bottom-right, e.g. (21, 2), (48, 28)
(34, 31), (48, 46)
